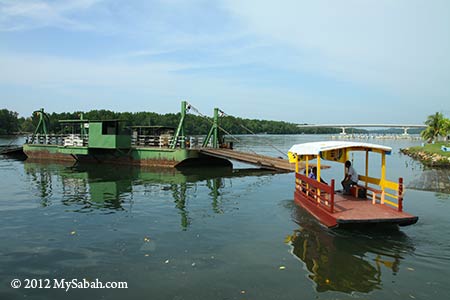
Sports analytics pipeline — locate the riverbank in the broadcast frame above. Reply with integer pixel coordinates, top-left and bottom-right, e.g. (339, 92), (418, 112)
(401, 142), (450, 168)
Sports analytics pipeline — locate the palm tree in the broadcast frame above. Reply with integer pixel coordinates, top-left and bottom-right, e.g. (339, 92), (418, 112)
(443, 118), (450, 141)
(421, 112), (449, 142)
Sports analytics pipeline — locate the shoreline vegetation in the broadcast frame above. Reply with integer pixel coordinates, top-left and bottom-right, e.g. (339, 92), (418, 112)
(2, 108), (450, 169)
(400, 112), (450, 168)
(401, 142), (450, 168)
(0, 108), (353, 135)
(0, 108), (419, 136)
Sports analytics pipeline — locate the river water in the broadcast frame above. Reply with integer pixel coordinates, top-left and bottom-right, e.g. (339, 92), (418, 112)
(0, 135), (449, 300)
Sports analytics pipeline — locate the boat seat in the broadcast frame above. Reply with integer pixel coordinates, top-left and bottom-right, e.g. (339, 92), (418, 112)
(351, 184), (383, 204)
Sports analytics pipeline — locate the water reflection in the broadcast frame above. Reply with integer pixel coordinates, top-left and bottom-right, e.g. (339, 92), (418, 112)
(27, 166), (54, 206)
(171, 182), (190, 229)
(288, 206), (415, 294)
(207, 178), (224, 214)
(24, 161), (276, 228)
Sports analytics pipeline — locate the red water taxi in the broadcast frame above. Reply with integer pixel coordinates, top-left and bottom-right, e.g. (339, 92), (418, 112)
(288, 141), (418, 228)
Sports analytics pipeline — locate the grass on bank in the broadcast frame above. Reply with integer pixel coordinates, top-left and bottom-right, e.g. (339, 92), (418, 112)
(409, 142), (450, 157)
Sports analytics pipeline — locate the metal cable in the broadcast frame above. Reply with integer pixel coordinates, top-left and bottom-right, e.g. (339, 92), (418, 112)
(186, 103), (257, 154)
(220, 110), (287, 157)
(187, 104), (239, 142)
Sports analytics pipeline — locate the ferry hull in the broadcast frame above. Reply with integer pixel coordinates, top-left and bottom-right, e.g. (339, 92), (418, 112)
(294, 190), (338, 228)
(23, 144), (231, 168)
(23, 145), (78, 162)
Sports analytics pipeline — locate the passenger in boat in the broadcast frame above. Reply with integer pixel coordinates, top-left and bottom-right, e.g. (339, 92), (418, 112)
(309, 167), (327, 184)
(341, 160), (358, 195)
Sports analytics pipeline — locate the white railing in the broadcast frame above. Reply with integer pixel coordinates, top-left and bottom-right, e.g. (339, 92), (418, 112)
(27, 134), (88, 147)
(63, 134), (85, 147)
(131, 135), (206, 148)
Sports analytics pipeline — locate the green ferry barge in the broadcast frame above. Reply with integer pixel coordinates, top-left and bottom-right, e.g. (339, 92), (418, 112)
(23, 101), (231, 168)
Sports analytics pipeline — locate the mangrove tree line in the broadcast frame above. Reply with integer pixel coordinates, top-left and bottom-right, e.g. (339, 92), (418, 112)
(0, 108), (353, 135)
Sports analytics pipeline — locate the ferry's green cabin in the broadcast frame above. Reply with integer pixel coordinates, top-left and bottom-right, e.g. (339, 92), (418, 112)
(59, 119), (131, 149)
(88, 120), (131, 149)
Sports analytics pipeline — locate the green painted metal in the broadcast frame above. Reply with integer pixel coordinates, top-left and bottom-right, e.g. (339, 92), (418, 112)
(80, 113), (88, 139)
(58, 146), (89, 155)
(34, 108), (48, 135)
(116, 134), (132, 148)
(24, 101), (231, 167)
(24, 144), (59, 154)
(88, 121), (131, 149)
(213, 108), (219, 148)
(171, 101), (187, 149)
(24, 143), (198, 165)
(31, 108), (49, 143)
(89, 123), (112, 148)
(202, 107), (219, 148)
(131, 147), (198, 162)
(24, 144), (89, 156)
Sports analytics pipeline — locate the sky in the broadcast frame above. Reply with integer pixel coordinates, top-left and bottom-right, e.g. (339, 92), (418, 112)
(0, 0), (449, 124)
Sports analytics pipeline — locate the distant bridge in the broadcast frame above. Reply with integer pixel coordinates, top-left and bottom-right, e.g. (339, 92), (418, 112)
(296, 124), (426, 135)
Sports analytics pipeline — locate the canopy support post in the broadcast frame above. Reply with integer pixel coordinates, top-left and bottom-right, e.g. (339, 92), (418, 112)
(317, 155), (321, 203)
(365, 150), (369, 188)
(381, 152), (386, 204)
(317, 155), (321, 182)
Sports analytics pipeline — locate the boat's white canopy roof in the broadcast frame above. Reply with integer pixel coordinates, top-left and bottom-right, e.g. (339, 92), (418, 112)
(288, 141), (392, 156)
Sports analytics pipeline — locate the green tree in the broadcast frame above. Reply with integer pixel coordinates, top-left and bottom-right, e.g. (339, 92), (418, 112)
(20, 117), (36, 133)
(0, 109), (20, 135)
(421, 112), (449, 142)
(13, 107), (352, 136)
(443, 118), (450, 140)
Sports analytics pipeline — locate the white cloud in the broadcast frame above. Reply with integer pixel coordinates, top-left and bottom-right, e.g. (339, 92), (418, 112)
(0, 0), (100, 31)
(223, 0), (450, 99)
(0, 51), (309, 118)
(0, 52), (189, 89)
(1, 0), (448, 122)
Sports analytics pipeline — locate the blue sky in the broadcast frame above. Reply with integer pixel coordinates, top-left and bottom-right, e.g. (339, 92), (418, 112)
(1, 0), (449, 123)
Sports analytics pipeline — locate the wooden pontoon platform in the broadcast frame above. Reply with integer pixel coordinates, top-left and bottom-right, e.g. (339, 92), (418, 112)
(200, 148), (296, 171)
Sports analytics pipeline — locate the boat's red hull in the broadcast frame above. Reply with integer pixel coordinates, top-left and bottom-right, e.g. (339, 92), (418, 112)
(294, 191), (418, 228)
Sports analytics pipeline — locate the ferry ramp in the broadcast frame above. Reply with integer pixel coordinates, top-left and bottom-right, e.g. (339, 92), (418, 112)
(0, 146), (24, 155)
(199, 148), (296, 172)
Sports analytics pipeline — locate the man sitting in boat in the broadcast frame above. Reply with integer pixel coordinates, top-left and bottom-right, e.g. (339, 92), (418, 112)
(341, 160), (358, 195)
